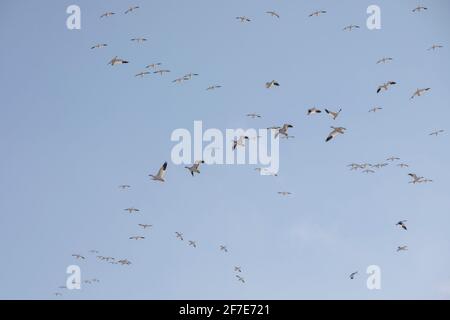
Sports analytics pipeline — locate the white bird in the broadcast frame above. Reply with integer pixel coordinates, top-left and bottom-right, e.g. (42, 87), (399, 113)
(119, 185), (131, 190)
(427, 44), (443, 51)
(118, 259), (131, 265)
(236, 16), (251, 22)
(131, 37), (147, 43)
(408, 173), (424, 184)
(129, 236), (145, 240)
(396, 220), (408, 231)
(149, 162), (168, 182)
(89, 250), (99, 254)
(188, 240), (197, 248)
(278, 191), (292, 196)
(72, 254), (85, 260)
(362, 169), (375, 174)
(309, 10), (327, 17)
(412, 6), (427, 13)
(266, 11), (280, 18)
(153, 69), (171, 76)
(377, 81), (397, 93)
(236, 275), (245, 283)
(145, 63), (162, 69)
(175, 232), (184, 241)
(172, 77), (187, 84)
(326, 126), (346, 142)
(246, 113), (261, 119)
(376, 57), (393, 64)
(429, 129), (444, 136)
(135, 71), (150, 78)
(183, 73), (199, 80)
(343, 25), (360, 31)
(307, 108), (322, 115)
(185, 160), (205, 176)
(349, 271), (358, 279)
(397, 245), (408, 252)
(206, 85), (222, 90)
(265, 80), (280, 89)
(397, 163), (409, 168)
(138, 224), (152, 229)
(387, 156), (400, 162)
(220, 245), (228, 252)
(54, 292), (63, 297)
(124, 207), (140, 213)
(410, 88), (431, 99)
(369, 107), (383, 113)
(108, 56), (129, 66)
(100, 12), (115, 18)
(232, 136), (249, 150)
(124, 6), (140, 14)
(275, 124), (293, 139)
(325, 108), (342, 120)
(234, 266), (242, 273)
(91, 43), (107, 50)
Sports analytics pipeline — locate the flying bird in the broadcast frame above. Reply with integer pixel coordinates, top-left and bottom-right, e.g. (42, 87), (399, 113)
(153, 69), (171, 76)
(265, 80), (280, 88)
(246, 113), (261, 119)
(325, 108), (342, 120)
(326, 127), (346, 142)
(72, 254), (85, 260)
(188, 240), (197, 248)
(309, 10), (327, 17)
(232, 136), (249, 150)
(377, 81), (397, 94)
(234, 266), (242, 273)
(427, 44), (443, 51)
(275, 124), (293, 139)
(131, 37), (147, 43)
(185, 160), (205, 176)
(369, 107), (383, 113)
(396, 220), (408, 231)
(349, 271), (358, 279)
(376, 57), (393, 64)
(408, 173), (424, 184)
(236, 275), (245, 283)
(138, 224), (152, 229)
(266, 11), (280, 18)
(397, 163), (409, 168)
(119, 185), (131, 190)
(175, 232), (184, 241)
(220, 245), (228, 253)
(183, 73), (199, 80)
(91, 43), (107, 50)
(397, 245), (408, 252)
(278, 191), (292, 196)
(107, 56), (129, 66)
(124, 6), (140, 14)
(135, 71), (150, 78)
(206, 85), (222, 91)
(362, 169), (375, 174)
(149, 162), (168, 182)
(236, 16), (251, 22)
(412, 6), (427, 13)
(429, 129), (444, 136)
(129, 236), (145, 240)
(387, 157), (400, 162)
(124, 207), (140, 213)
(146, 63), (162, 69)
(307, 108), (322, 115)
(343, 25), (360, 31)
(100, 12), (115, 18)
(410, 88), (431, 99)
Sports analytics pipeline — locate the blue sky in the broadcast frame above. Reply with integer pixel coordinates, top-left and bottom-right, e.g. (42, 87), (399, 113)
(1, 0), (450, 299)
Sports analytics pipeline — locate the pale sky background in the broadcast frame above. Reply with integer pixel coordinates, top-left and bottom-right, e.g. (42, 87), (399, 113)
(1, 0), (450, 300)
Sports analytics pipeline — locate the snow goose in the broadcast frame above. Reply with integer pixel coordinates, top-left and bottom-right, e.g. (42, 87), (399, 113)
(100, 12), (115, 18)
(153, 69), (171, 76)
(429, 129), (444, 136)
(234, 266), (242, 273)
(232, 136), (249, 150)
(146, 63), (162, 69)
(206, 85), (222, 90)
(135, 71), (150, 78)
(325, 108), (342, 120)
(91, 43), (107, 50)
(131, 37), (147, 43)
(307, 107), (322, 115)
(410, 88), (431, 99)
(349, 271), (358, 279)
(124, 207), (140, 213)
(408, 173), (424, 184)
(376, 57), (393, 64)
(397, 245), (408, 252)
(387, 156), (400, 162)
(428, 44), (443, 51)
(118, 185), (131, 190)
(188, 240), (197, 248)
(397, 163), (409, 168)
(175, 232), (184, 241)
(377, 81), (396, 93)
(185, 160), (205, 176)
(343, 25), (360, 31)
(309, 10), (327, 17)
(220, 245), (228, 253)
(326, 126), (346, 142)
(275, 124), (293, 138)
(412, 6), (427, 13)
(108, 56), (129, 66)
(124, 6), (140, 14)
(396, 220), (408, 231)
(369, 107), (383, 113)
(72, 254), (85, 260)
(149, 162), (168, 182)
(266, 11), (280, 18)
(129, 236), (145, 240)
(236, 16), (251, 22)
(246, 113), (261, 119)
(236, 275), (245, 283)
(265, 80), (280, 89)
(138, 224), (152, 229)
(278, 191), (292, 196)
